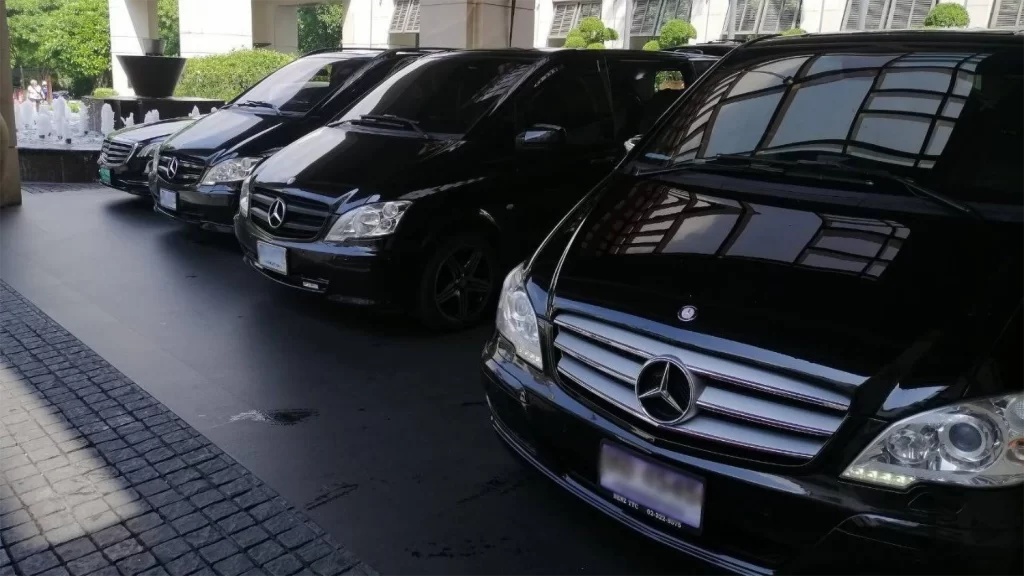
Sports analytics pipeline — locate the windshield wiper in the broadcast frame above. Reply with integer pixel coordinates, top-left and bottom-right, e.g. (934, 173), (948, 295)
(351, 114), (430, 139)
(234, 100), (281, 115)
(636, 154), (978, 218)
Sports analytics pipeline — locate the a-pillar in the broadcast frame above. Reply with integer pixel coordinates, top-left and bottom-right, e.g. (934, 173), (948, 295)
(179, 0), (253, 56)
(419, 0), (535, 48)
(108, 0), (159, 95)
(1, 0), (22, 206)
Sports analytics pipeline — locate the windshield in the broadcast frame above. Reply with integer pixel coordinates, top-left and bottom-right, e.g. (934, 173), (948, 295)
(637, 47), (1023, 205)
(337, 55), (535, 135)
(233, 55), (370, 114)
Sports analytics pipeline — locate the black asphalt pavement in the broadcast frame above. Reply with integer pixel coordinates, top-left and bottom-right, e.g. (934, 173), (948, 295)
(1, 185), (695, 574)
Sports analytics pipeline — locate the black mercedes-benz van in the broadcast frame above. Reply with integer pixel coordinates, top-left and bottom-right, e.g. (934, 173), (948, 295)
(233, 49), (705, 329)
(481, 31), (1023, 574)
(98, 117), (194, 195)
(150, 48), (441, 230)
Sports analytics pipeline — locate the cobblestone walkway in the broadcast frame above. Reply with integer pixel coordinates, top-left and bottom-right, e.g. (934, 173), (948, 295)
(0, 281), (373, 576)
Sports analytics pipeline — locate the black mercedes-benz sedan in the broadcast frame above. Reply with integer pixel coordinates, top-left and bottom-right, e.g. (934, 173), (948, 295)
(150, 48), (441, 231)
(481, 31), (1023, 574)
(234, 49), (706, 329)
(98, 118), (194, 195)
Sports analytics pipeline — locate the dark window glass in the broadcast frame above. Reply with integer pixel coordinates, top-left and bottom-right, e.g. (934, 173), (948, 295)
(238, 56), (369, 114)
(338, 56), (534, 135)
(638, 48), (1023, 204)
(691, 60), (715, 77)
(518, 62), (613, 146)
(608, 60), (691, 137)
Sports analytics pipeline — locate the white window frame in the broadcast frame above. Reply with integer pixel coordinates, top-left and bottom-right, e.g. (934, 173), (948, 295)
(549, 1), (603, 38)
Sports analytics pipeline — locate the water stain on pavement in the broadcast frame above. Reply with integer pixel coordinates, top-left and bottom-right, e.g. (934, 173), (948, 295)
(305, 481), (360, 511)
(228, 409), (319, 425)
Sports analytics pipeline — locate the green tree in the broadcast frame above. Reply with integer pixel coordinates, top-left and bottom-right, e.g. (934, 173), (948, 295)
(298, 4), (344, 53)
(7, 0), (62, 85)
(657, 19), (696, 48)
(924, 3), (970, 27)
(42, 0), (111, 96)
(158, 0), (180, 56)
(642, 39), (661, 50)
(564, 16), (618, 49)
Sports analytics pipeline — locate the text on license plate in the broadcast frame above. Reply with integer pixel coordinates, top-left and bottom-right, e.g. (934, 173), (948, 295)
(256, 241), (287, 275)
(159, 189), (177, 211)
(599, 442), (704, 530)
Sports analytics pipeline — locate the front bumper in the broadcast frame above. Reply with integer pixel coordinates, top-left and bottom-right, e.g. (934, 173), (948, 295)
(233, 214), (404, 307)
(149, 177), (238, 232)
(481, 336), (1023, 574)
(98, 161), (150, 196)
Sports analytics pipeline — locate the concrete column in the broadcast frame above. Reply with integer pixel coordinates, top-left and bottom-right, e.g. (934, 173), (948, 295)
(1, 1), (22, 206)
(273, 5), (300, 53)
(695, 0), (728, 42)
(420, 0), (535, 48)
(180, 0), (253, 56)
(604, 0), (628, 48)
(252, 1), (275, 47)
(108, 0), (159, 95)
(342, 0), (394, 48)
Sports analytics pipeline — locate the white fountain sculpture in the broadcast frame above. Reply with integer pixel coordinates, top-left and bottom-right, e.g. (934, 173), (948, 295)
(144, 109), (160, 124)
(100, 103), (115, 135)
(53, 96), (68, 139)
(21, 99), (36, 131)
(190, 105), (201, 119)
(210, 107), (218, 113)
(37, 108), (52, 139)
(80, 104), (91, 135)
(13, 101), (22, 132)
(122, 113), (135, 128)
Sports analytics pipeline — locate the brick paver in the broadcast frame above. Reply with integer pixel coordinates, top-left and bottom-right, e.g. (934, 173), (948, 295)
(0, 281), (372, 576)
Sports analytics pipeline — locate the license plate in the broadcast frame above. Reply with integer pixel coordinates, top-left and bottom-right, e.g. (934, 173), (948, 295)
(599, 442), (704, 530)
(257, 241), (287, 275)
(159, 189), (177, 211)
(98, 167), (111, 184)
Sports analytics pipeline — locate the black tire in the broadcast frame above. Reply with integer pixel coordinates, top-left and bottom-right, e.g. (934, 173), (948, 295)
(415, 234), (500, 331)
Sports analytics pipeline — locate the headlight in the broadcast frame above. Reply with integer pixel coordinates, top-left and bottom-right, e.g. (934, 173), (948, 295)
(495, 264), (542, 370)
(138, 143), (158, 158)
(324, 201), (411, 243)
(201, 157), (261, 185)
(842, 393), (1024, 488)
(239, 176), (252, 216)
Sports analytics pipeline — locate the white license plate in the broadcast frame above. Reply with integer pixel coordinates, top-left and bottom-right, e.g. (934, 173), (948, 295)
(257, 241), (287, 275)
(599, 442), (704, 530)
(159, 189), (177, 211)
(98, 167), (111, 184)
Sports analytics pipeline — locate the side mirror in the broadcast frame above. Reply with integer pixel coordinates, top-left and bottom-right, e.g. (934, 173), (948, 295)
(624, 134), (642, 153)
(515, 124), (566, 151)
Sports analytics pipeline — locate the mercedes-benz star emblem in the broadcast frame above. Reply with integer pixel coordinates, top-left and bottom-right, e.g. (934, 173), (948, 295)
(678, 305), (698, 322)
(166, 157), (179, 179)
(635, 356), (696, 425)
(268, 198), (287, 229)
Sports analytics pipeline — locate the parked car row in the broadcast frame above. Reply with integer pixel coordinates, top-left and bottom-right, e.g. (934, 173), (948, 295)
(99, 31), (1023, 575)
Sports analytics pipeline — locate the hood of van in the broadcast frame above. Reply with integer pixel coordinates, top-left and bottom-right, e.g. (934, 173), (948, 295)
(109, 117), (194, 144)
(160, 108), (303, 162)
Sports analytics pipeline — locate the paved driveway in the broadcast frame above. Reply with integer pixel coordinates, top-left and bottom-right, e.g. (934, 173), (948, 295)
(1, 186), (696, 575)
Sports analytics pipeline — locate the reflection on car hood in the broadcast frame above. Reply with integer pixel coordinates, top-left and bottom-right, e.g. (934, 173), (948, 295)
(550, 172), (1022, 392)
(253, 125), (465, 201)
(108, 118), (194, 144)
(160, 109), (294, 161)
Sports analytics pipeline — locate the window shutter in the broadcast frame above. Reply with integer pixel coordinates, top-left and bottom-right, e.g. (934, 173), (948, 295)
(734, 0), (762, 33)
(991, 0), (1024, 27)
(887, 0), (930, 28)
(550, 3), (577, 36)
(843, 0), (863, 28)
(632, 0), (662, 35)
(390, 0), (410, 32)
(578, 1), (602, 22)
(760, 0), (783, 31)
(658, 0), (694, 30)
(865, 0), (887, 29)
(408, 0), (421, 32)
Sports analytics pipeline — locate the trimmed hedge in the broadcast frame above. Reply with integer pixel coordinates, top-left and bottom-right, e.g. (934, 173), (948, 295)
(92, 87), (118, 98)
(174, 49), (296, 102)
(924, 3), (970, 27)
(781, 27), (806, 35)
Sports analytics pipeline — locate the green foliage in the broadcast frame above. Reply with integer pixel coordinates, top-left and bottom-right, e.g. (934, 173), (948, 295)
(298, 4), (344, 53)
(565, 16), (618, 48)
(657, 19), (697, 48)
(158, 0), (180, 56)
(924, 3), (970, 27)
(642, 39), (662, 51)
(92, 87), (118, 98)
(174, 49), (296, 102)
(7, 0), (62, 76)
(43, 0), (111, 93)
(780, 27), (806, 35)
(68, 101), (82, 113)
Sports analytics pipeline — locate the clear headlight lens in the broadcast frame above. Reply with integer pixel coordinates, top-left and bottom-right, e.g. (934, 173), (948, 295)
(842, 393), (1024, 488)
(239, 175), (252, 216)
(324, 201), (411, 243)
(201, 157), (261, 185)
(495, 264), (542, 370)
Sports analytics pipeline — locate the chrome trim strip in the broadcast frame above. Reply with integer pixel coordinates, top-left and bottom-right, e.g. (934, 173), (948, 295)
(696, 386), (840, 436)
(556, 314), (850, 411)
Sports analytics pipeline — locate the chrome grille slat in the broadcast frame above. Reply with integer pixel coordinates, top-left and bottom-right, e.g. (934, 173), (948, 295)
(553, 312), (853, 460)
(100, 139), (135, 166)
(249, 187), (332, 240)
(157, 154), (204, 183)
(558, 357), (825, 458)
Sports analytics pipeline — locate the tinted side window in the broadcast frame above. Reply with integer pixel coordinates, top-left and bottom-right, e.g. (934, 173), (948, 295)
(517, 61), (613, 147)
(691, 60), (715, 77)
(608, 59), (691, 137)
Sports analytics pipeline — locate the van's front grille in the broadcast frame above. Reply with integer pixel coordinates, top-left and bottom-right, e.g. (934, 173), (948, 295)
(553, 313), (853, 461)
(157, 154), (205, 184)
(100, 139), (135, 166)
(250, 187), (332, 240)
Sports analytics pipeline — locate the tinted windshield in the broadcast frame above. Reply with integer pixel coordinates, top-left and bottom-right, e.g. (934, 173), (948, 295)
(234, 55), (369, 114)
(338, 55), (535, 134)
(638, 45), (1023, 205)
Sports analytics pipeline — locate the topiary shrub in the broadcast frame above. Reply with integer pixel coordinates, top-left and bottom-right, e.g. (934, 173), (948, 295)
(564, 31), (587, 48)
(657, 19), (697, 48)
(642, 39), (662, 51)
(780, 27), (806, 35)
(564, 16), (618, 48)
(174, 49), (296, 102)
(586, 42), (606, 49)
(924, 3), (969, 27)
(92, 87), (119, 98)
